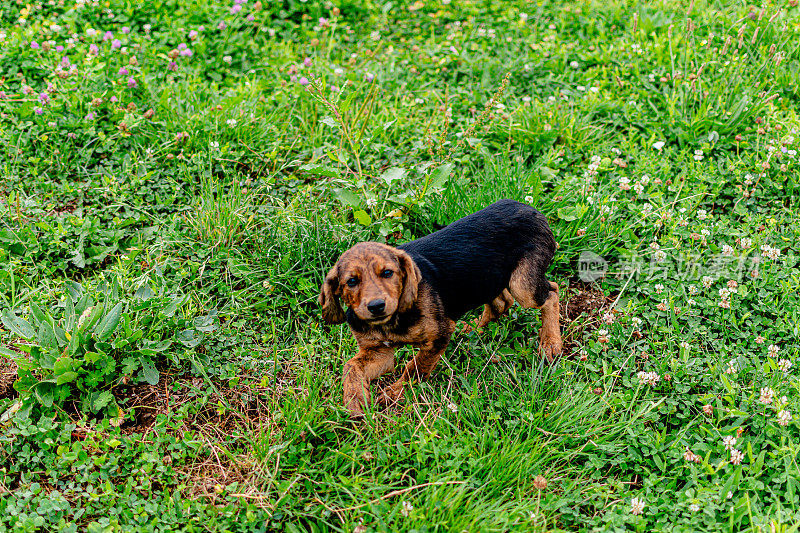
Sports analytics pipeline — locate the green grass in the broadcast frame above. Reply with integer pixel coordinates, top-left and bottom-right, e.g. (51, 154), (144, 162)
(1, 0), (800, 531)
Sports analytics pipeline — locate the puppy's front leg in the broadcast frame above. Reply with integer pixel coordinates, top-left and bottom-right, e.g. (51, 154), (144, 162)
(342, 345), (395, 417)
(378, 334), (451, 407)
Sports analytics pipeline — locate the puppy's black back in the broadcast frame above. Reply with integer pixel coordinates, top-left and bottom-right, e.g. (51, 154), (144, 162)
(399, 199), (555, 320)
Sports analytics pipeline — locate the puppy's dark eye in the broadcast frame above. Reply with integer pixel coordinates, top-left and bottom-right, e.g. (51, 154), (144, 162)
(346, 277), (359, 287)
(381, 269), (394, 278)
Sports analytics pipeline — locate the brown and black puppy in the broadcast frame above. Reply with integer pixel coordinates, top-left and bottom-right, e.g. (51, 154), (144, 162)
(319, 199), (562, 417)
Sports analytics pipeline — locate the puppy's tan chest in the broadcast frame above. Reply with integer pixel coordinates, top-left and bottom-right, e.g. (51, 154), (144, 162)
(354, 321), (432, 349)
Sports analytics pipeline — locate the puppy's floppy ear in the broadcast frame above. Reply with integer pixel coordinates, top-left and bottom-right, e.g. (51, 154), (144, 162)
(397, 250), (422, 312)
(319, 264), (345, 324)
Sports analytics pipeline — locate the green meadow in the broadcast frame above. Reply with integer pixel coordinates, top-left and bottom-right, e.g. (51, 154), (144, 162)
(1, 0), (799, 531)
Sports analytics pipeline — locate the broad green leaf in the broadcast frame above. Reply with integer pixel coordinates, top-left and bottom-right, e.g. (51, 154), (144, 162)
(143, 340), (171, 352)
(557, 205), (588, 222)
(193, 314), (218, 333)
(56, 371), (78, 385)
(1, 310), (35, 341)
(163, 295), (187, 317)
(94, 303), (123, 341)
(354, 210), (372, 226)
(53, 324), (68, 347)
(29, 303), (53, 328)
(427, 163), (454, 191)
(333, 188), (362, 208)
(134, 284), (154, 300)
(32, 381), (56, 408)
(139, 358), (159, 385)
(92, 391), (115, 412)
(379, 167), (406, 185)
(177, 329), (202, 348)
(74, 293), (92, 316)
(0, 345), (21, 359)
(64, 280), (83, 301)
(65, 295), (75, 330)
(53, 356), (74, 375)
(300, 163), (340, 177)
(37, 322), (58, 350)
(319, 116), (339, 129)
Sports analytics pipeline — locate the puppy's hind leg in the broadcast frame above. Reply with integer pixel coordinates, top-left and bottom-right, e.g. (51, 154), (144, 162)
(509, 255), (562, 363)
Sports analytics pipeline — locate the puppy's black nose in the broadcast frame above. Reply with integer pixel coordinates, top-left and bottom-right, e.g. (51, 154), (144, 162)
(367, 299), (386, 315)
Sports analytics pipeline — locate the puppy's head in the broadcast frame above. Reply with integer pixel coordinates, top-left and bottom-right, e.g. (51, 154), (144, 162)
(319, 242), (421, 325)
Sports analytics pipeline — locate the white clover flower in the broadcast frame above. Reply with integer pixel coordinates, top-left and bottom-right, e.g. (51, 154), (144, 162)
(702, 276), (713, 288)
(761, 245), (781, 260)
(630, 497), (645, 515)
(722, 245), (734, 256)
(654, 250), (667, 262)
(693, 149), (704, 161)
(683, 447), (700, 463)
(637, 371), (660, 386)
(689, 503), (700, 512)
(226, 118), (237, 127)
(740, 237), (752, 249)
(759, 387), (775, 405)
(777, 359), (792, 372)
(768, 344), (780, 358)
(722, 435), (737, 450)
(730, 448), (744, 465)
(653, 141), (665, 150)
(654, 284), (665, 294)
(777, 410), (792, 426)
(447, 401), (458, 413)
(688, 286), (698, 295)
(631, 317), (642, 327)
(401, 501), (414, 517)
(697, 209), (708, 220)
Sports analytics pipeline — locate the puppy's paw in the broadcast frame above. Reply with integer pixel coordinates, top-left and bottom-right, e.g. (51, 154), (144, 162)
(344, 389), (367, 419)
(539, 330), (563, 363)
(376, 381), (405, 406)
(460, 319), (480, 334)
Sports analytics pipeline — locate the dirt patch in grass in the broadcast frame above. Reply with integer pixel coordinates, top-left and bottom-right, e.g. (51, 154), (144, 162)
(0, 359), (18, 400)
(111, 368), (296, 438)
(561, 279), (616, 356)
(0, 357), (18, 400)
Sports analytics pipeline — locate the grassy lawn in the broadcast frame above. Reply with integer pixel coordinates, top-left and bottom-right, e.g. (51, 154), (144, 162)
(1, 0), (800, 531)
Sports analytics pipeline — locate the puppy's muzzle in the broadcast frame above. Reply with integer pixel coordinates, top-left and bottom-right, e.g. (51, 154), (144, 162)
(367, 299), (386, 316)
